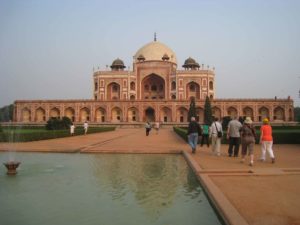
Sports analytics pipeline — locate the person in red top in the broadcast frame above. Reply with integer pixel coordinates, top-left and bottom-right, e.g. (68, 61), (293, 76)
(259, 118), (275, 163)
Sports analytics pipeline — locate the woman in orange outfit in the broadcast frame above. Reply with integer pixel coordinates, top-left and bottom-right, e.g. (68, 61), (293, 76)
(259, 118), (275, 163)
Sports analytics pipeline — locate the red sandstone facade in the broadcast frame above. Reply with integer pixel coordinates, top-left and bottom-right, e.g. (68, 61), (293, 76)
(13, 40), (294, 124)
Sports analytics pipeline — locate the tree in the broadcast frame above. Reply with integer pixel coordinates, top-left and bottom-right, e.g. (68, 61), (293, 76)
(204, 96), (213, 125)
(222, 116), (231, 131)
(294, 107), (300, 122)
(188, 97), (196, 122)
(0, 104), (14, 122)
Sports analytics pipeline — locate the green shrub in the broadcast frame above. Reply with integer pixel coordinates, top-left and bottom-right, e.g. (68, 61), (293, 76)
(46, 117), (72, 130)
(173, 127), (188, 142)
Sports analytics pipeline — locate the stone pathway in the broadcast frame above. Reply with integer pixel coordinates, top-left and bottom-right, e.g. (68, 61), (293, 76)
(0, 127), (300, 225)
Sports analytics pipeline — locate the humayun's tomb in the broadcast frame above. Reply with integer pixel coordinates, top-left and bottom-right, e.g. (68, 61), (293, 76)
(13, 37), (294, 124)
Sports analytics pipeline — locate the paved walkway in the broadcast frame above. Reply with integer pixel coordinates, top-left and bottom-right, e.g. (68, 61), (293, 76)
(0, 128), (300, 225)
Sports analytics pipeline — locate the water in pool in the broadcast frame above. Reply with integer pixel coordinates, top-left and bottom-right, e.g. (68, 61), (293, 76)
(0, 153), (223, 225)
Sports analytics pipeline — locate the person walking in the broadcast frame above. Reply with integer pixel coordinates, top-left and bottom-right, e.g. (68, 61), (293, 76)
(259, 118), (275, 163)
(145, 121), (152, 136)
(154, 121), (160, 134)
(187, 117), (202, 154)
(210, 117), (223, 156)
(227, 116), (242, 157)
(70, 124), (75, 136)
(83, 121), (89, 135)
(200, 123), (210, 147)
(240, 117), (256, 166)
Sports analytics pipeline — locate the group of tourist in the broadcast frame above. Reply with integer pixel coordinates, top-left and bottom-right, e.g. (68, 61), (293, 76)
(70, 121), (89, 136)
(145, 121), (160, 136)
(187, 116), (275, 166)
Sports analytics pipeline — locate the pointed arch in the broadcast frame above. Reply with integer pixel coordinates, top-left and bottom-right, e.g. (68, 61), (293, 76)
(111, 107), (122, 122)
(95, 107), (106, 122)
(142, 74), (165, 100)
(35, 107), (46, 122)
(227, 106), (238, 118)
(50, 107), (60, 118)
(80, 107), (90, 122)
(160, 107), (172, 122)
(127, 107), (139, 122)
(274, 106), (285, 121)
(186, 82), (200, 100)
(212, 106), (221, 120)
(107, 82), (120, 100)
(65, 107), (75, 122)
(176, 107), (188, 122)
(21, 107), (31, 122)
(243, 107), (254, 119)
(258, 106), (270, 121)
(145, 107), (155, 122)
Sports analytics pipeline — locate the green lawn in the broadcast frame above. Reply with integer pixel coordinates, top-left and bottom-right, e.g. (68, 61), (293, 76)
(0, 126), (116, 142)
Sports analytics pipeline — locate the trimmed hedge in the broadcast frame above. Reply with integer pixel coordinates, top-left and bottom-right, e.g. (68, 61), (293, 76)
(0, 126), (116, 142)
(173, 126), (300, 144)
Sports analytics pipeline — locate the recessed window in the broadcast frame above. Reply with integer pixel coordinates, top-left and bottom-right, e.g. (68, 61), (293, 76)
(171, 81), (176, 90)
(112, 85), (118, 92)
(209, 81), (213, 90)
(190, 84), (195, 92)
(151, 85), (157, 91)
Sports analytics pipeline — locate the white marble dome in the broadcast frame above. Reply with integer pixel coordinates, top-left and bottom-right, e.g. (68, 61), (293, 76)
(134, 41), (177, 64)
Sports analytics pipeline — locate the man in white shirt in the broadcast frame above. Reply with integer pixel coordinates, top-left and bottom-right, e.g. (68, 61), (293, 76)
(210, 117), (223, 156)
(227, 116), (242, 157)
(83, 121), (88, 135)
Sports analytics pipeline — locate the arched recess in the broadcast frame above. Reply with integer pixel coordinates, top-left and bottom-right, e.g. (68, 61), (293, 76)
(80, 107), (90, 122)
(130, 82), (135, 91)
(111, 107), (122, 122)
(227, 107), (238, 118)
(22, 108), (31, 122)
(186, 82), (200, 100)
(258, 107), (269, 121)
(50, 107), (60, 118)
(274, 106), (285, 121)
(171, 81), (176, 90)
(176, 107), (188, 123)
(127, 107), (139, 122)
(160, 107), (172, 122)
(95, 107), (106, 122)
(130, 95), (135, 100)
(35, 107), (46, 122)
(145, 107), (155, 122)
(171, 94), (176, 100)
(65, 107), (75, 122)
(196, 107), (204, 123)
(243, 107), (254, 119)
(142, 74), (165, 100)
(107, 82), (120, 100)
(212, 107), (221, 120)
(209, 81), (214, 90)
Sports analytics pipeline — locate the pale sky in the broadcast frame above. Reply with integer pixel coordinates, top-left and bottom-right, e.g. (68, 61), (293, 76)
(0, 0), (299, 107)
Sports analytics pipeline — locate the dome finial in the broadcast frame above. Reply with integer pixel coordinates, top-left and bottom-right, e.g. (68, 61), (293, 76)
(154, 32), (157, 42)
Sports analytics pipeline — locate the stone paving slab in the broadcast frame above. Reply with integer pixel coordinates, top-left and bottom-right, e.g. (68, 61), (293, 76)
(0, 127), (299, 225)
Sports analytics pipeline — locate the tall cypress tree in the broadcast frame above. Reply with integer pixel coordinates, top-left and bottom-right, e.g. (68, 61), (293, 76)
(204, 96), (213, 125)
(188, 97), (196, 122)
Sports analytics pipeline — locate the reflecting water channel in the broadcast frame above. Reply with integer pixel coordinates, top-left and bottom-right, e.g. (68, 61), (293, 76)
(0, 153), (223, 225)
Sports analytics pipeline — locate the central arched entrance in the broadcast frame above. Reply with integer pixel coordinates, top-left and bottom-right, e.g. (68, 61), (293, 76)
(142, 74), (165, 100)
(145, 107), (155, 122)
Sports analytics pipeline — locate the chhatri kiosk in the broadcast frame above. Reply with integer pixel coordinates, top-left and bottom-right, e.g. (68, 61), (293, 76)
(13, 37), (294, 124)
